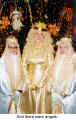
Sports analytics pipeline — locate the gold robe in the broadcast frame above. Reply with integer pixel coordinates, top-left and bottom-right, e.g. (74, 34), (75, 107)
(20, 28), (54, 114)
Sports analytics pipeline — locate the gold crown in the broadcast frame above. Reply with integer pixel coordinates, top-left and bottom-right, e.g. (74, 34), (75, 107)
(33, 22), (47, 31)
(6, 36), (18, 45)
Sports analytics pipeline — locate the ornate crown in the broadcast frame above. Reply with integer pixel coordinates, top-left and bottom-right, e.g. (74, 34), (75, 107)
(32, 22), (47, 31)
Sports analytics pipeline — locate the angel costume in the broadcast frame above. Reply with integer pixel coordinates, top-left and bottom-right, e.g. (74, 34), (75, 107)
(51, 38), (76, 114)
(0, 36), (24, 114)
(20, 23), (54, 114)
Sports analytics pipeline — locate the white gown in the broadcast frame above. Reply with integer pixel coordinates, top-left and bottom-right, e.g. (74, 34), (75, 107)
(52, 54), (76, 114)
(52, 72), (76, 114)
(63, 72), (76, 114)
(0, 56), (21, 114)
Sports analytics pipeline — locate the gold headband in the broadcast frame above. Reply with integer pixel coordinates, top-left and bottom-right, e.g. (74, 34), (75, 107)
(56, 37), (72, 46)
(7, 37), (18, 45)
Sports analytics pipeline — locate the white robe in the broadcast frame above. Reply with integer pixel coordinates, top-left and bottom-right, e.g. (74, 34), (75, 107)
(52, 54), (76, 114)
(0, 57), (11, 113)
(63, 72), (76, 114)
(0, 56), (21, 114)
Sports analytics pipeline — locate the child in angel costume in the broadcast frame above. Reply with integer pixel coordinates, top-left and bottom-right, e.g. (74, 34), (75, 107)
(0, 36), (24, 114)
(20, 22), (54, 114)
(51, 37), (76, 114)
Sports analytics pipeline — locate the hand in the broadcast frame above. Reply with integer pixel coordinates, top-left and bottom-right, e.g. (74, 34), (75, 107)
(47, 85), (51, 93)
(52, 102), (62, 114)
(61, 85), (67, 97)
(8, 99), (17, 114)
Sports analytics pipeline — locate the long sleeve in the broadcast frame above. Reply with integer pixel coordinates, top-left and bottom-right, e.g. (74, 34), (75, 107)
(66, 71), (76, 96)
(63, 71), (76, 114)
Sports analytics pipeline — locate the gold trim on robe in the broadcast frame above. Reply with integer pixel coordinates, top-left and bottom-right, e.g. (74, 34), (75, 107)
(20, 28), (54, 114)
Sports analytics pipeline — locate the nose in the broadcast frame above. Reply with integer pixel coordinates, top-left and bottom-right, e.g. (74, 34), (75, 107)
(35, 31), (43, 42)
(60, 47), (65, 54)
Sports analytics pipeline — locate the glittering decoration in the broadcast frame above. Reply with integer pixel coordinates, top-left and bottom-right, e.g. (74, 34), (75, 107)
(0, 16), (10, 30)
(64, 7), (72, 29)
(48, 24), (60, 36)
(64, 7), (72, 22)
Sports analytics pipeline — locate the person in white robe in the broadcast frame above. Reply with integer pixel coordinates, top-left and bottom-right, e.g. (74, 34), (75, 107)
(51, 37), (76, 114)
(0, 35), (24, 114)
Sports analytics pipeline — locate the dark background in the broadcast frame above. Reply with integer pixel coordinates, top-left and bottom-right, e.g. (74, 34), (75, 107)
(0, 0), (73, 55)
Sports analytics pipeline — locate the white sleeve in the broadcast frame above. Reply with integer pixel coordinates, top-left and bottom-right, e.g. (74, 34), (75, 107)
(0, 58), (8, 86)
(66, 71), (76, 95)
(0, 59), (4, 78)
(0, 58), (6, 75)
(0, 59), (4, 87)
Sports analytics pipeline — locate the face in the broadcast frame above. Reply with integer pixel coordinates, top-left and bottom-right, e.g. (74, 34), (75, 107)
(33, 23), (47, 43)
(12, 14), (20, 22)
(7, 40), (19, 55)
(34, 30), (44, 43)
(58, 41), (73, 55)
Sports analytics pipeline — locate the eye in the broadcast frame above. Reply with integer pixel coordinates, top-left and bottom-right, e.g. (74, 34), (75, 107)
(64, 46), (67, 49)
(12, 18), (15, 21)
(17, 17), (20, 20)
(8, 45), (18, 49)
(42, 29), (47, 31)
(34, 27), (38, 30)
(64, 45), (68, 49)
(59, 46), (62, 49)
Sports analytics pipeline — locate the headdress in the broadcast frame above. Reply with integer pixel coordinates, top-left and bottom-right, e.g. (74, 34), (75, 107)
(6, 36), (18, 45)
(10, 9), (22, 18)
(32, 22), (47, 31)
(56, 37), (72, 46)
